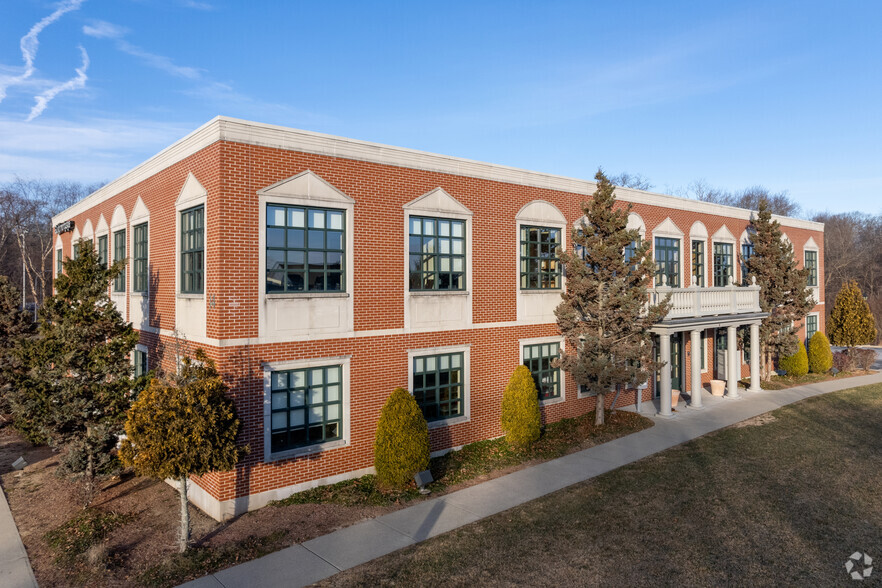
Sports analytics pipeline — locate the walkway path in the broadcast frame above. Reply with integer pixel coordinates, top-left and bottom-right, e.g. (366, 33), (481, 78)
(0, 480), (38, 588)
(176, 370), (879, 587)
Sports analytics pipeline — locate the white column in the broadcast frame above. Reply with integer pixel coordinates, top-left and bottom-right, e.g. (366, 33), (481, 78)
(726, 325), (740, 398)
(658, 333), (673, 416)
(689, 329), (703, 409)
(749, 322), (761, 392)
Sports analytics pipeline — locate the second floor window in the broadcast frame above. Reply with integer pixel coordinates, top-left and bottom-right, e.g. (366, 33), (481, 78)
(805, 250), (818, 287)
(56, 249), (62, 276)
(97, 235), (108, 269)
(654, 237), (680, 287)
(741, 242), (754, 285)
(713, 242), (733, 287)
(266, 205), (344, 293)
(113, 229), (126, 293)
(806, 314), (818, 343)
(520, 225), (561, 289)
(181, 206), (204, 294)
(409, 216), (465, 291)
(692, 240), (704, 286)
(133, 223), (148, 293)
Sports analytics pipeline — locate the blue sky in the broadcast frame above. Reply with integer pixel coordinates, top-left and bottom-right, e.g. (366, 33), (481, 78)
(0, 0), (879, 215)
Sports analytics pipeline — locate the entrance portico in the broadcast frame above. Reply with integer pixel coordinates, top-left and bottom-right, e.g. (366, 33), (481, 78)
(650, 278), (767, 417)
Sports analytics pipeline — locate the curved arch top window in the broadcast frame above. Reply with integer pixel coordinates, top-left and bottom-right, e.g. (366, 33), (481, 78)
(654, 237), (680, 287)
(409, 216), (465, 291)
(97, 235), (108, 269)
(805, 250), (818, 287)
(713, 242), (733, 287)
(692, 240), (704, 286)
(113, 229), (126, 293)
(266, 204), (345, 293)
(520, 225), (561, 289)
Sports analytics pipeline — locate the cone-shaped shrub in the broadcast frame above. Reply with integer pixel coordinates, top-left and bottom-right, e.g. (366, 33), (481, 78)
(829, 280), (877, 346)
(374, 388), (430, 490)
(779, 343), (808, 377)
(501, 365), (541, 448)
(808, 331), (833, 373)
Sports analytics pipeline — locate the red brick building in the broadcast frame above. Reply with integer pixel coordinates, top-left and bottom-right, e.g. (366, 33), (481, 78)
(52, 117), (825, 520)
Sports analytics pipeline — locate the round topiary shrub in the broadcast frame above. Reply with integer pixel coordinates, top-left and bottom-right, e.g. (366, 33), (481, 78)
(501, 365), (541, 449)
(374, 388), (430, 490)
(779, 343), (808, 377)
(808, 331), (833, 373)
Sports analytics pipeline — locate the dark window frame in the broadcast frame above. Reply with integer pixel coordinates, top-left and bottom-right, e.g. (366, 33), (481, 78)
(805, 250), (818, 287)
(741, 242), (755, 285)
(409, 216), (466, 291)
(806, 314), (818, 343)
(654, 237), (680, 287)
(692, 240), (704, 286)
(113, 229), (126, 293)
(180, 205), (204, 295)
(524, 342), (561, 401)
(270, 365), (343, 454)
(56, 248), (62, 276)
(266, 204), (345, 294)
(412, 352), (465, 422)
(520, 225), (561, 290)
(97, 235), (108, 269)
(133, 223), (148, 293)
(133, 349), (148, 378)
(713, 242), (734, 287)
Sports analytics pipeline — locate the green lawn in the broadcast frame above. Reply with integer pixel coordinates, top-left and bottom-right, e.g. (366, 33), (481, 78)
(322, 384), (882, 586)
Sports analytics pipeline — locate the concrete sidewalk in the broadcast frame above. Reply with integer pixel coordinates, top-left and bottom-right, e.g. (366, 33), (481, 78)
(181, 371), (882, 588)
(0, 483), (38, 588)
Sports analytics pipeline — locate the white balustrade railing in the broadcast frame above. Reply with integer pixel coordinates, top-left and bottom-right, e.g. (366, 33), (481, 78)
(649, 276), (762, 320)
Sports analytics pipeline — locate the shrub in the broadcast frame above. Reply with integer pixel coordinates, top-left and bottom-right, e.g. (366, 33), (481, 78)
(374, 388), (430, 490)
(779, 343), (808, 377)
(851, 348), (877, 371)
(807, 332), (833, 373)
(833, 351), (855, 372)
(829, 280), (877, 346)
(500, 366), (541, 449)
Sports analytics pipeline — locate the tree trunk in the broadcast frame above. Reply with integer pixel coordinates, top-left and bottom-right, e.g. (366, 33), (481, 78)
(179, 475), (190, 552)
(595, 392), (605, 426)
(84, 451), (94, 507)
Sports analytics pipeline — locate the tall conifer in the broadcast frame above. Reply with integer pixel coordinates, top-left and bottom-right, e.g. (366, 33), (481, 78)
(829, 280), (877, 347)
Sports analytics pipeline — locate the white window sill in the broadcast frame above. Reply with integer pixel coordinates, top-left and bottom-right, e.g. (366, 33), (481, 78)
(428, 415), (469, 429)
(177, 293), (204, 299)
(130, 291), (148, 298)
(409, 290), (470, 297)
(519, 288), (562, 295)
(268, 438), (347, 462)
(540, 396), (565, 407)
(265, 292), (350, 299)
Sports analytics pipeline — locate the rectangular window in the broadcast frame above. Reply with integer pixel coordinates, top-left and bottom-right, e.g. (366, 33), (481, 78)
(741, 242), (754, 285)
(413, 352), (464, 422)
(181, 206), (204, 294)
(654, 237), (680, 287)
(524, 342), (561, 401)
(806, 314), (818, 343)
(520, 225), (561, 289)
(270, 365), (343, 453)
(266, 205), (344, 293)
(805, 250), (818, 287)
(133, 223), (148, 293)
(701, 331), (706, 370)
(624, 239), (638, 264)
(56, 249), (62, 276)
(113, 229), (126, 293)
(133, 349), (148, 378)
(409, 216), (465, 291)
(692, 240), (704, 286)
(713, 242), (733, 287)
(97, 235), (108, 269)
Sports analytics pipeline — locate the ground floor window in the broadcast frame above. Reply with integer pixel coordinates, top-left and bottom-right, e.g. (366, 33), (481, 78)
(133, 349), (148, 378)
(413, 352), (464, 422)
(806, 314), (818, 343)
(523, 342), (561, 401)
(270, 365), (343, 453)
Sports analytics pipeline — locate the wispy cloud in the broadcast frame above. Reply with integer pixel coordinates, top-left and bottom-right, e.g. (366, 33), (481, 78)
(83, 21), (202, 79)
(26, 46), (89, 121)
(182, 0), (215, 10)
(0, 0), (86, 103)
(82, 20), (127, 40)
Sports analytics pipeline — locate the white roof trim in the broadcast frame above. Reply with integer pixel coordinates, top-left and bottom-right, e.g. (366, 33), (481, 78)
(53, 116), (824, 233)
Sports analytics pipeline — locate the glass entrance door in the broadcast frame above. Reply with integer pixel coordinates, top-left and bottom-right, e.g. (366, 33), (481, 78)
(655, 335), (683, 396)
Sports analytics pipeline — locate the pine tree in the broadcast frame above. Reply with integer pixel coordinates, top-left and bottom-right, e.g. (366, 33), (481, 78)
(0, 276), (35, 419)
(120, 351), (244, 552)
(829, 280), (877, 347)
(743, 200), (813, 379)
(18, 243), (138, 503)
(556, 170), (669, 426)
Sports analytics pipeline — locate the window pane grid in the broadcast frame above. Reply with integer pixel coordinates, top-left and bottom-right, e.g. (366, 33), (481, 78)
(133, 223), (148, 293)
(654, 237), (680, 287)
(113, 229), (126, 292)
(56, 249), (62, 275)
(270, 365), (343, 453)
(97, 235), (108, 269)
(713, 242), (733, 287)
(520, 225), (561, 289)
(806, 315), (818, 342)
(524, 342), (561, 401)
(266, 204), (345, 293)
(409, 216), (466, 291)
(412, 352), (464, 422)
(692, 240), (704, 285)
(181, 206), (204, 294)
(805, 250), (818, 287)
(741, 242), (754, 285)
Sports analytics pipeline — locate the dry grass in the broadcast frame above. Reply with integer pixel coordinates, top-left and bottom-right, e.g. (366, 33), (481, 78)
(322, 383), (882, 587)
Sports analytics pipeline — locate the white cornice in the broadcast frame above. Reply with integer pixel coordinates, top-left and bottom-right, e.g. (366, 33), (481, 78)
(54, 116), (825, 233)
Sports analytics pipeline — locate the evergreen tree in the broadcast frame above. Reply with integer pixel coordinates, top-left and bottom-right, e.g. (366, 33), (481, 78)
(120, 351), (244, 552)
(374, 388), (430, 490)
(743, 201), (813, 379)
(829, 280), (877, 347)
(500, 366), (541, 448)
(18, 244), (138, 503)
(556, 170), (669, 426)
(0, 276), (35, 419)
